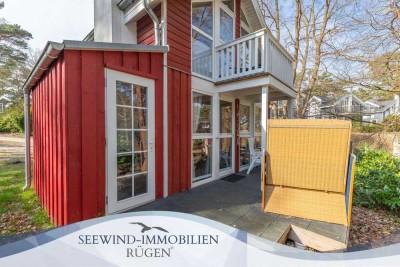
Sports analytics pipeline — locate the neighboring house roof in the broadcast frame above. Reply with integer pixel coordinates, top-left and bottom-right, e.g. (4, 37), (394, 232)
(0, 95), (11, 102)
(365, 100), (395, 112)
(333, 93), (368, 107)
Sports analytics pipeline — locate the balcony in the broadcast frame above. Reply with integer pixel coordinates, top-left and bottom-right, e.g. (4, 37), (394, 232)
(215, 28), (294, 87)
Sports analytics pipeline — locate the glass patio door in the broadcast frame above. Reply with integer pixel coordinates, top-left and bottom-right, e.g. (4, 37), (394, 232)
(239, 103), (251, 170)
(192, 92), (213, 183)
(219, 99), (234, 175)
(106, 69), (155, 214)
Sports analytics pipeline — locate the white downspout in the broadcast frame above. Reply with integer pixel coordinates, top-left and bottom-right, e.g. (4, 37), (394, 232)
(23, 92), (31, 190)
(143, 0), (160, 45)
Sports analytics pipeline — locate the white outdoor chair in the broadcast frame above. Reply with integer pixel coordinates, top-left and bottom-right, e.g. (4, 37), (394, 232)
(247, 137), (263, 174)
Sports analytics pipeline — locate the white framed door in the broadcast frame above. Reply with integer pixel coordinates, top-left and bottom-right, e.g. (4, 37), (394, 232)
(106, 69), (155, 214)
(218, 97), (235, 176)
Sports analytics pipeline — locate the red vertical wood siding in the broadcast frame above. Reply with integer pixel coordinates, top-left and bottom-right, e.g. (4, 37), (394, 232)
(137, 4), (161, 45)
(32, 50), (164, 226)
(165, 0), (192, 194)
(167, 0), (191, 73)
(32, 55), (67, 225)
(167, 69), (191, 194)
(236, 0), (241, 38)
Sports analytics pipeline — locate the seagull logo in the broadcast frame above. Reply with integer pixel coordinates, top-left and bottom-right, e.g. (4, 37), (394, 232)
(130, 222), (169, 233)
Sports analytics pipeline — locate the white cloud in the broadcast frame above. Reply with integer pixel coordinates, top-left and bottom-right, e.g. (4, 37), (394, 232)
(2, 0), (94, 50)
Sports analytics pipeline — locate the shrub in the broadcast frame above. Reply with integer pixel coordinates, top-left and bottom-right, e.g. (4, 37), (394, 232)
(352, 121), (383, 133)
(0, 104), (25, 133)
(353, 146), (400, 211)
(382, 115), (400, 132)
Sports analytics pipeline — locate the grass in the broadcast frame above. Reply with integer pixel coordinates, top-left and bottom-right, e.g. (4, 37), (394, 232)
(0, 163), (52, 236)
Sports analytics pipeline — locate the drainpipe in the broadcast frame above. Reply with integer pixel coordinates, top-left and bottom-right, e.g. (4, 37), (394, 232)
(23, 92), (31, 190)
(143, 0), (160, 45)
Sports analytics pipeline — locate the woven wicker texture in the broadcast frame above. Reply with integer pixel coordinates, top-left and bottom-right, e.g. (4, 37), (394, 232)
(267, 119), (352, 193)
(264, 185), (348, 226)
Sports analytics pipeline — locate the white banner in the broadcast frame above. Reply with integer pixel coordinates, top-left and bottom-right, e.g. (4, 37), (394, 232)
(0, 212), (399, 266)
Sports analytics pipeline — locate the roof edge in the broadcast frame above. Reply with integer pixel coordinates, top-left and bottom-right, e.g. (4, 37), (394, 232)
(23, 41), (168, 93)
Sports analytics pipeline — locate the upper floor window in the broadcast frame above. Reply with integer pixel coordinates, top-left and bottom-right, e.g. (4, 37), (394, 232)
(220, 8), (233, 42)
(192, 2), (213, 37)
(221, 0), (234, 12)
(192, 0), (237, 79)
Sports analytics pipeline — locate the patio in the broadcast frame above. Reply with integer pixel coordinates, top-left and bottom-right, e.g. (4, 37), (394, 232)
(127, 167), (348, 244)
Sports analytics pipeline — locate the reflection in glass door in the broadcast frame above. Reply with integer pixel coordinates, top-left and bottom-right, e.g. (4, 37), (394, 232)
(219, 100), (233, 174)
(192, 92), (213, 183)
(239, 104), (251, 169)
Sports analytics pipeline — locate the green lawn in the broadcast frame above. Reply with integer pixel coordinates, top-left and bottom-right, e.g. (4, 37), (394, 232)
(0, 163), (52, 236)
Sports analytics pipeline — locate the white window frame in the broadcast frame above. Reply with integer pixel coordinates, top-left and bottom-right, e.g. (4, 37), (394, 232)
(238, 101), (252, 171)
(218, 95), (236, 177)
(191, 0), (236, 82)
(192, 89), (215, 184)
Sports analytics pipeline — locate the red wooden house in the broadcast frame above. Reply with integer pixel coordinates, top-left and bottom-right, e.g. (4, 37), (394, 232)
(23, 0), (295, 226)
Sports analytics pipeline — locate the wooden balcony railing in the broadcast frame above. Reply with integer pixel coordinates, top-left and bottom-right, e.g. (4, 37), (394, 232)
(215, 28), (294, 87)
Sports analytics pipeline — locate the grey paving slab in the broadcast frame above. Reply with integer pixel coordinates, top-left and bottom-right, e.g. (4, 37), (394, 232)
(203, 209), (241, 225)
(244, 207), (278, 226)
(307, 220), (348, 243)
(231, 216), (271, 236)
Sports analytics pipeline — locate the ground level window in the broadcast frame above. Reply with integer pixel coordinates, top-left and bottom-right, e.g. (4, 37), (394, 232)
(192, 92), (213, 183)
(239, 104), (251, 168)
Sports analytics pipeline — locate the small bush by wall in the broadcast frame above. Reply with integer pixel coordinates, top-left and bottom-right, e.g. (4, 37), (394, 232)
(0, 104), (24, 133)
(354, 146), (400, 211)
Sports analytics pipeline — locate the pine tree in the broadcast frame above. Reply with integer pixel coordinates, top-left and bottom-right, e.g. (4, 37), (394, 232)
(0, 1), (32, 97)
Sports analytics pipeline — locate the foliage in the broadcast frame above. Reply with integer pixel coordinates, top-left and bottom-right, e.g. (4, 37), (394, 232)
(352, 121), (383, 133)
(353, 146), (400, 211)
(0, 102), (24, 133)
(0, 163), (52, 235)
(0, 1), (33, 99)
(382, 115), (400, 132)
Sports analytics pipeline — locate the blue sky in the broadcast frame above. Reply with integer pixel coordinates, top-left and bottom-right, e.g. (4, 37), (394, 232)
(2, 0), (94, 51)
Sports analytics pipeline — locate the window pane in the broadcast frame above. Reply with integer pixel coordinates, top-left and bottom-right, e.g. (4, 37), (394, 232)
(134, 131), (147, 151)
(220, 9), (233, 43)
(133, 85), (147, 108)
(193, 139), (213, 181)
(117, 131), (132, 153)
(134, 152), (148, 173)
(117, 155), (132, 176)
(239, 104), (250, 133)
(117, 177), (132, 201)
(221, 0), (234, 12)
(220, 138), (232, 170)
(192, 2), (213, 36)
(116, 81), (132, 106)
(192, 30), (213, 78)
(239, 138), (250, 167)
(133, 109), (147, 129)
(134, 173), (148, 196)
(117, 107), (132, 129)
(254, 106), (261, 134)
(193, 92), (212, 134)
(220, 100), (232, 133)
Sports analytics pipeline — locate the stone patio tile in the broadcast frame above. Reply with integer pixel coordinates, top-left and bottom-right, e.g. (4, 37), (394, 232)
(307, 220), (348, 243)
(203, 209), (241, 225)
(222, 203), (255, 217)
(244, 208), (278, 226)
(231, 216), (271, 236)
(260, 225), (287, 242)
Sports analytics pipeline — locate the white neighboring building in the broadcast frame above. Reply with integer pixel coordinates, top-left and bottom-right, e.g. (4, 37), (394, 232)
(306, 93), (400, 123)
(0, 95), (11, 112)
(363, 96), (400, 123)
